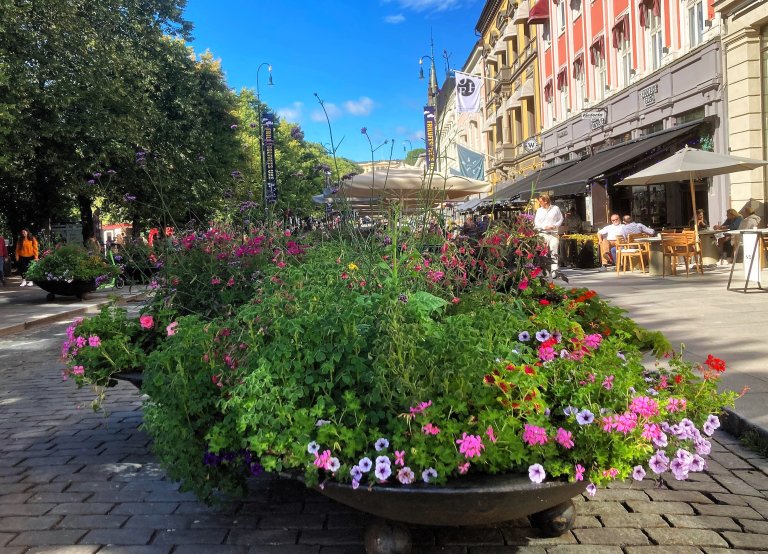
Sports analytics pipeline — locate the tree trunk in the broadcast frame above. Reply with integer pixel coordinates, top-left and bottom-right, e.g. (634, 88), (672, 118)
(78, 194), (94, 246)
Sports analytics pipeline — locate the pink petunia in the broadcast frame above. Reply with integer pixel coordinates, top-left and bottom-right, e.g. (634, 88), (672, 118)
(139, 314), (154, 329)
(166, 322), (179, 336)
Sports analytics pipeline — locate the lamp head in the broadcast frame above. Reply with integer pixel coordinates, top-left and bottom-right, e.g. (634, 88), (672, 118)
(268, 65), (273, 86)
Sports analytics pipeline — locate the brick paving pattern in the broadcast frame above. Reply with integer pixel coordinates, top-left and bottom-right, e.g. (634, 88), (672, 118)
(1, 322), (767, 553)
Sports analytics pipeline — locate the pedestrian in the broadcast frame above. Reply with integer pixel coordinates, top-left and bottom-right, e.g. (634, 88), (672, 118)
(15, 229), (39, 287)
(533, 194), (564, 270)
(597, 214), (624, 271)
(0, 233), (8, 285)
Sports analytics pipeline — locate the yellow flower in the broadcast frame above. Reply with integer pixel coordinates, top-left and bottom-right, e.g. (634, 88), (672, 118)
(348, 262), (359, 271)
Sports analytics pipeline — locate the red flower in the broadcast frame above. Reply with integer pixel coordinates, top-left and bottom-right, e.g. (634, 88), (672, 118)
(539, 299), (550, 305)
(705, 354), (726, 372)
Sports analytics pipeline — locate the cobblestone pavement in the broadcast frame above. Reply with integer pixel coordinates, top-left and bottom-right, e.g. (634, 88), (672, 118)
(1, 323), (768, 553)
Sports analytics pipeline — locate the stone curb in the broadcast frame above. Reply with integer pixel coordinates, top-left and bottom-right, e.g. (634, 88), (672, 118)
(722, 407), (768, 450)
(0, 291), (147, 338)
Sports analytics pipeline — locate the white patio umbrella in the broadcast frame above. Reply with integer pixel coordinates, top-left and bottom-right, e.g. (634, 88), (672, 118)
(615, 146), (768, 238)
(340, 167), (491, 202)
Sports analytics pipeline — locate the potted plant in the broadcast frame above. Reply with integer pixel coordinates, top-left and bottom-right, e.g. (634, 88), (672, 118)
(26, 244), (120, 300)
(93, 213), (738, 550)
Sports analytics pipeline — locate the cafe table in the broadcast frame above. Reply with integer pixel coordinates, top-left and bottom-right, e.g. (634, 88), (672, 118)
(635, 236), (669, 276)
(697, 229), (721, 265)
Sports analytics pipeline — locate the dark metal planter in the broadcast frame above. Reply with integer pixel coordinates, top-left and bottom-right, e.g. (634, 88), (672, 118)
(36, 279), (98, 301)
(314, 473), (585, 553)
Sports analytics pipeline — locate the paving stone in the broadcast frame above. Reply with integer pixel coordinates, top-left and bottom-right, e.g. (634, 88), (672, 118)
(721, 531), (768, 551)
(80, 528), (155, 545)
(703, 550), (765, 554)
(709, 492), (750, 506)
(57, 514), (129, 528)
(599, 513), (668, 528)
(625, 545), (701, 554)
(582, 488), (649, 502)
(573, 515), (602, 528)
(152, 528), (228, 545)
(745, 496), (768, 518)
(25, 547), (99, 554)
(123, 514), (194, 529)
(574, 501), (627, 516)
(662, 480), (728, 494)
(48, 502), (114, 515)
(173, 547), (249, 554)
(666, 514), (741, 531)
(0, 534), (13, 548)
(571, 528), (649, 546)
(113, 503), (179, 515)
(644, 489), (711, 503)
(707, 452), (755, 470)
(711, 473), (763, 496)
(226, 529), (300, 546)
(257, 514), (327, 530)
(693, 503), (763, 519)
(0, 516), (61, 531)
(625, 500), (695, 515)
(434, 527), (504, 546)
(645, 528), (728, 547)
(739, 518), (768, 534)
(97, 547), (172, 554)
(733, 469), (768, 491)
(544, 544), (622, 554)
(7, 530), (87, 546)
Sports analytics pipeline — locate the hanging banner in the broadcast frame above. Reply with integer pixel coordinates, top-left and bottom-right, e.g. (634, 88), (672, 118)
(423, 105), (437, 172)
(456, 144), (484, 179)
(262, 113), (278, 204)
(454, 71), (482, 113)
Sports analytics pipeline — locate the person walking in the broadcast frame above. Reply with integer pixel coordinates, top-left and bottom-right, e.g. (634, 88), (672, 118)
(15, 229), (38, 287)
(0, 234), (7, 285)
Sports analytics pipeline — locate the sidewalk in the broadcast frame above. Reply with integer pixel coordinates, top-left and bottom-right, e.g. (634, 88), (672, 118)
(0, 274), (147, 338)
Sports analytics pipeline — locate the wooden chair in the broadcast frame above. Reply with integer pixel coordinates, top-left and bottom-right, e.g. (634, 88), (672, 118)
(615, 236), (646, 274)
(681, 230), (704, 273)
(628, 233), (651, 268)
(661, 233), (696, 277)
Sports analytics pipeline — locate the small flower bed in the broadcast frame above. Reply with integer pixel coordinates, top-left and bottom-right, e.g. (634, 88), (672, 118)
(26, 245), (119, 284)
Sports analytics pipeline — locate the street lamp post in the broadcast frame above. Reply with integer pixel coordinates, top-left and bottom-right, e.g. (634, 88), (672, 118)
(255, 62), (273, 208)
(402, 139), (413, 154)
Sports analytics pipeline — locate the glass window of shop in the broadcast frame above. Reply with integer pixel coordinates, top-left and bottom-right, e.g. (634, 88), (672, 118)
(631, 184), (667, 228)
(688, 0), (705, 48)
(618, 37), (632, 88)
(592, 48), (607, 101)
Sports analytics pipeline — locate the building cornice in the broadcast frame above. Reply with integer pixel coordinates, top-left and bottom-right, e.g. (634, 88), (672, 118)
(475, 0), (505, 36)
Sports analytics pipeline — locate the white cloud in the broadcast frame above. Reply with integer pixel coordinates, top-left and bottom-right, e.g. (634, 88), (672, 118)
(396, 0), (465, 12)
(310, 102), (342, 122)
(384, 14), (405, 23)
(344, 97), (375, 116)
(276, 102), (303, 122)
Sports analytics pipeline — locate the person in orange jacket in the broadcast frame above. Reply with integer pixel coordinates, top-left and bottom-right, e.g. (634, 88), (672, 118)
(15, 229), (38, 287)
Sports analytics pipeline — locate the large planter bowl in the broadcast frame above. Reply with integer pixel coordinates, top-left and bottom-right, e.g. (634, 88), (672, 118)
(36, 279), (98, 301)
(307, 473), (585, 553)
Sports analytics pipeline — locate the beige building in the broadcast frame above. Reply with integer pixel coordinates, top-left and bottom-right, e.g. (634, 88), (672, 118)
(715, 0), (768, 220)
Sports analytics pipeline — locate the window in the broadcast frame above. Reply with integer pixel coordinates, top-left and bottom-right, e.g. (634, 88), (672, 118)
(573, 56), (585, 111)
(542, 20), (552, 46)
(618, 35), (632, 88)
(591, 41), (607, 101)
(688, 0), (705, 48)
(544, 80), (554, 126)
(571, 0), (582, 19)
(647, 8), (663, 71)
(557, 1), (567, 34)
(559, 86), (568, 120)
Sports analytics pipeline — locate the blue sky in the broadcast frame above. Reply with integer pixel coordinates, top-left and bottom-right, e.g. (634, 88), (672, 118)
(183, 0), (483, 163)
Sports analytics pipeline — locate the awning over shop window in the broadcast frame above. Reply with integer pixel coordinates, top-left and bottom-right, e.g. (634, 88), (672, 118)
(528, 0), (550, 25)
(538, 125), (696, 192)
(543, 78), (553, 102)
(573, 53), (584, 79)
(639, 0), (661, 28)
(490, 160), (580, 202)
(556, 67), (568, 90)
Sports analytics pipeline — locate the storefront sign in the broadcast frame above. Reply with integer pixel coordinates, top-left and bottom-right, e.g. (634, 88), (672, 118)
(582, 110), (607, 129)
(639, 83), (659, 107)
(523, 138), (540, 152)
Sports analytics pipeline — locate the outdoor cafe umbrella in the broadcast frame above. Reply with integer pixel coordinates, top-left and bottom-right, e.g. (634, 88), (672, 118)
(340, 167), (491, 202)
(615, 146), (768, 239)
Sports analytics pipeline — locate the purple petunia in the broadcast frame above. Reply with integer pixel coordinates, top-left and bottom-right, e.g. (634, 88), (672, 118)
(422, 467), (438, 483)
(649, 450), (669, 474)
(350, 465), (363, 482)
(702, 414), (720, 436)
(374, 438), (389, 451)
(535, 329), (551, 342)
(375, 463), (392, 481)
(576, 409), (595, 425)
(518, 331), (530, 342)
(586, 483), (597, 496)
(307, 441), (320, 455)
(358, 457), (373, 472)
(632, 465), (646, 481)
(397, 467), (415, 485)
(528, 463), (546, 484)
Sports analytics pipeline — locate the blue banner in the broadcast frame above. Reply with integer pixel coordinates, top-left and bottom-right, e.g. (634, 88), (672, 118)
(262, 113), (278, 204)
(456, 144), (484, 180)
(423, 105), (437, 172)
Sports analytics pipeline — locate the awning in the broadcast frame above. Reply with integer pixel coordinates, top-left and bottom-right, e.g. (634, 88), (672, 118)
(456, 197), (486, 212)
(491, 160), (580, 202)
(539, 125), (697, 190)
(528, 0), (549, 24)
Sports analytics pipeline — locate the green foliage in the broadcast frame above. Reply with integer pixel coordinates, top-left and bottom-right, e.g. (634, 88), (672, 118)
(26, 245), (119, 283)
(404, 148), (426, 166)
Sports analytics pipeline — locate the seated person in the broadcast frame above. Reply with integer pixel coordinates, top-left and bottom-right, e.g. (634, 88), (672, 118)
(621, 215), (655, 239)
(688, 209), (709, 230)
(597, 214), (624, 270)
(713, 208), (742, 263)
(558, 209), (583, 267)
(731, 206), (762, 260)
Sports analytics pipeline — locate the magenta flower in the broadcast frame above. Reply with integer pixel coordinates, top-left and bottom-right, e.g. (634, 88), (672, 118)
(602, 375), (614, 390)
(394, 450), (405, 467)
(522, 424), (548, 446)
(455, 433), (485, 459)
(629, 396), (659, 417)
(574, 464), (585, 481)
(87, 335), (101, 347)
(409, 400), (432, 416)
(166, 321), (178, 336)
(139, 314), (154, 329)
(485, 426), (497, 443)
(422, 423), (441, 435)
(458, 462), (470, 474)
(72, 365), (85, 376)
(555, 428), (574, 449)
